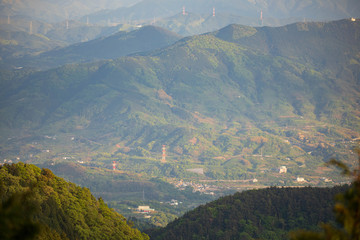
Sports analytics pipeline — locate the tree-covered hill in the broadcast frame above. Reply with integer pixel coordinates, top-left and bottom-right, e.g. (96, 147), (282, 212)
(213, 20), (360, 72)
(0, 162), (149, 240)
(0, 19), (359, 181)
(147, 185), (348, 240)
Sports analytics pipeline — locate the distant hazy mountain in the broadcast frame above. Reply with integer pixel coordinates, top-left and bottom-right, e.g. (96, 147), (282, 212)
(153, 11), (302, 36)
(17, 25), (181, 69)
(0, 20), (358, 181)
(0, 22), (125, 69)
(0, 27), (64, 63)
(0, 0), (141, 23)
(84, 0), (360, 28)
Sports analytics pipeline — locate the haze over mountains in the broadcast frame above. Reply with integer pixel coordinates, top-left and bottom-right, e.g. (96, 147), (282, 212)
(0, 0), (140, 23)
(6, 25), (181, 69)
(85, 0), (360, 28)
(2, 0), (360, 39)
(7, 0), (356, 25)
(1, 0), (359, 65)
(1, 0), (360, 233)
(0, 19), (359, 183)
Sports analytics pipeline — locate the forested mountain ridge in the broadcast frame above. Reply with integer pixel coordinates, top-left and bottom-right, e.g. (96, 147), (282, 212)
(0, 162), (149, 240)
(212, 20), (360, 71)
(147, 185), (348, 240)
(0, 19), (359, 182)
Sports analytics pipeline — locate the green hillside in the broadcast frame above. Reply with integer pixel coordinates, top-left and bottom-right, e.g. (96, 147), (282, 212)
(0, 162), (149, 240)
(147, 185), (347, 240)
(0, 19), (359, 184)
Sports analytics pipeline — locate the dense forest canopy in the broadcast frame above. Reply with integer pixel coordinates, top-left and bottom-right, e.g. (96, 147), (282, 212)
(0, 162), (149, 240)
(147, 185), (348, 240)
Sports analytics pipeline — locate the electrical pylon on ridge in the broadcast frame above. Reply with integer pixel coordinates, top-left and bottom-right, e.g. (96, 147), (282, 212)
(162, 145), (166, 163)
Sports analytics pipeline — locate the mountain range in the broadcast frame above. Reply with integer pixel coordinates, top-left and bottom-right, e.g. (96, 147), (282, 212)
(2, 1), (360, 236)
(2, 0), (360, 43)
(0, 0), (139, 23)
(0, 19), (359, 183)
(84, 0), (360, 28)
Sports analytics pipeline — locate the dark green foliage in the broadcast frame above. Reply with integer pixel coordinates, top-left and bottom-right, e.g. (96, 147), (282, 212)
(0, 163), (149, 240)
(291, 148), (360, 240)
(0, 191), (41, 240)
(148, 186), (347, 240)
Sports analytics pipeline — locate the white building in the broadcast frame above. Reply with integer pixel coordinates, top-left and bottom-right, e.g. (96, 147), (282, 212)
(296, 177), (306, 182)
(137, 206), (154, 213)
(279, 166), (287, 173)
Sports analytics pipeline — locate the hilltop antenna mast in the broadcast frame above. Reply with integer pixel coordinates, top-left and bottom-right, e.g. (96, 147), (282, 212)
(213, 7), (216, 17)
(182, 6), (186, 15)
(162, 145), (166, 163)
(112, 161), (116, 171)
(7, 14), (10, 24)
(260, 9), (263, 26)
(65, 10), (69, 29)
(29, 21), (32, 34)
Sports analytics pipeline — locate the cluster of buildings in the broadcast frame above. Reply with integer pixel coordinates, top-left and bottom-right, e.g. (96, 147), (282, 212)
(136, 206), (155, 213)
(133, 206), (155, 219)
(173, 179), (217, 195)
(0, 159), (13, 165)
(166, 199), (181, 206)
